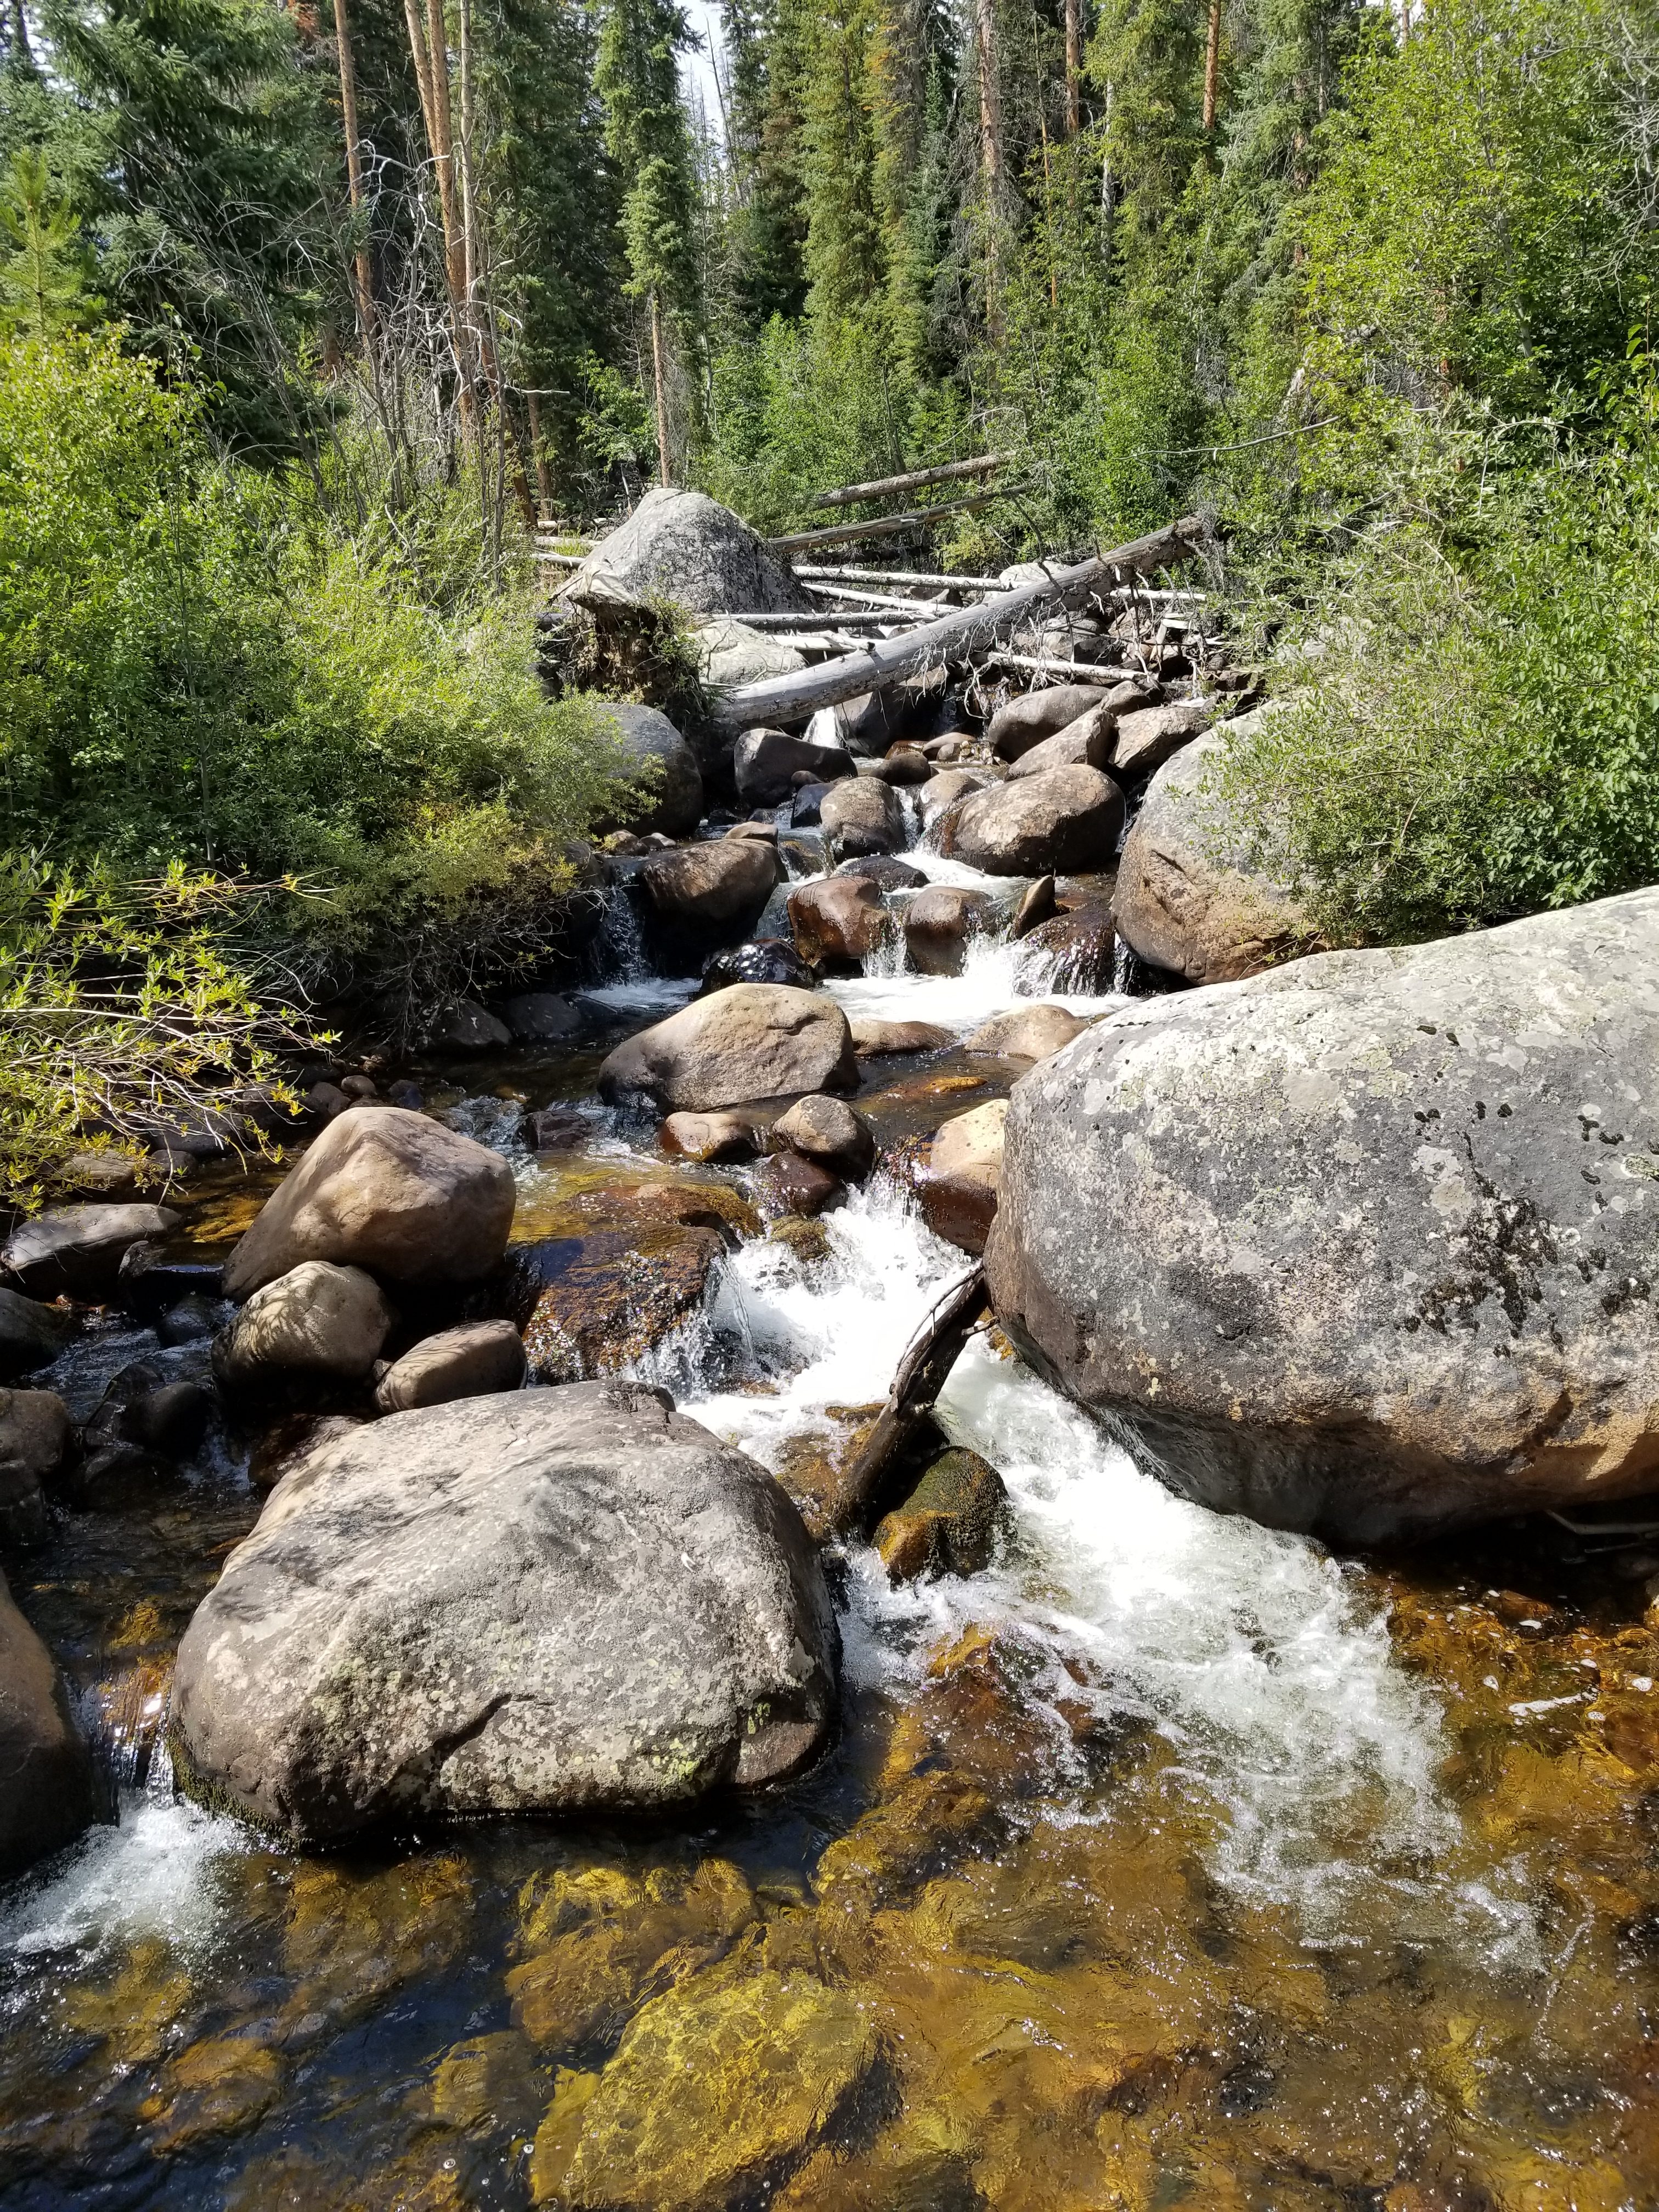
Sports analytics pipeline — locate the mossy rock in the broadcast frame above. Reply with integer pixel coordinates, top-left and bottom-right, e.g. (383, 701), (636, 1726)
(872, 1448), (1011, 1583)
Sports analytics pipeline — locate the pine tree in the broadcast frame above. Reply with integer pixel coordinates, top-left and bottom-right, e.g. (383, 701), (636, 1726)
(721, 0), (808, 326)
(798, 0), (884, 323)
(0, 146), (101, 336)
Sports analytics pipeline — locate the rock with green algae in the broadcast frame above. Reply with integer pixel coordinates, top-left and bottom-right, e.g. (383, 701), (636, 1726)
(873, 1448), (1011, 1583)
(528, 1968), (881, 2209)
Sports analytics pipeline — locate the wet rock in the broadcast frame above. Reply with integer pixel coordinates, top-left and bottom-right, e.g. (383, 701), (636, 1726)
(833, 854), (927, 891)
(867, 746), (932, 786)
(1112, 721), (1310, 984)
(1, 1566), (102, 1877)
(986, 884), (1659, 1542)
(564, 488), (809, 617)
(171, 1381), (839, 1841)
(1005, 705), (1114, 781)
(789, 781), (833, 827)
(768, 1215), (834, 1270)
(249, 1411), (366, 1494)
(1011, 873), (1057, 938)
(426, 997), (512, 1054)
(734, 727), (853, 806)
(915, 1171), (998, 1257)
(902, 885), (997, 977)
(1110, 697), (1213, 777)
(599, 985), (855, 1111)
(1020, 898), (1117, 991)
(933, 1101), (1007, 1186)
(808, 690), (906, 758)
(374, 1321), (526, 1413)
(919, 767), (996, 828)
(592, 702), (704, 839)
(755, 1152), (841, 1220)
(698, 938), (816, 995)
(140, 2035), (284, 2155)
(159, 1294), (218, 1347)
(527, 1106), (592, 1152)
(503, 993), (582, 1044)
(520, 1226), (721, 1380)
(850, 1018), (955, 1057)
(0, 1390), (73, 1546)
(116, 1245), (222, 1322)
(726, 819), (778, 840)
(636, 837), (778, 936)
(2, 1203), (180, 1302)
(987, 684), (1106, 761)
(216, 1261), (394, 1390)
(661, 1109), (765, 1163)
(529, 1968), (879, 2211)
(223, 1108), (516, 1299)
(787, 877), (891, 969)
(964, 1003), (1090, 1063)
(429, 2028), (543, 2136)
(89, 1373), (211, 1460)
(938, 765), (1124, 877)
(774, 1095), (875, 1179)
(0, 1288), (72, 1381)
(874, 1448), (1011, 1581)
(818, 776), (904, 865)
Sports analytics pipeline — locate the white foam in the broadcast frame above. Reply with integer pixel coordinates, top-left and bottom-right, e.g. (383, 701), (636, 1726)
(823, 929), (1125, 1031)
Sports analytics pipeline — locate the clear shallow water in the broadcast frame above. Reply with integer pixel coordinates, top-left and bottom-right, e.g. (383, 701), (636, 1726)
(4, 826), (1658, 2209)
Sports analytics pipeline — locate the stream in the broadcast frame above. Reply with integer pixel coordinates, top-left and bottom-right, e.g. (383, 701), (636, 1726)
(4, 797), (1659, 2210)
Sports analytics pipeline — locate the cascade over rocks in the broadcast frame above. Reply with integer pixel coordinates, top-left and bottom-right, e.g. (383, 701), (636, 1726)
(698, 938), (816, 995)
(987, 888), (1659, 1543)
(170, 1383), (839, 1842)
(1021, 899), (1116, 991)
(1, 1567), (103, 1877)
(599, 984), (856, 1111)
(223, 1109), (515, 1299)
(592, 703), (704, 839)
(936, 765), (1124, 876)
(1112, 720), (1310, 984)
(563, 488), (809, 617)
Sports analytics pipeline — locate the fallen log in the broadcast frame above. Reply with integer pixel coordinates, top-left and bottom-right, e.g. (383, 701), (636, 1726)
(713, 611), (927, 631)
(812, 452), (1014, 510)
(794, 563), (1003, 591)
(767, 490), (1001, 556)
(827, 1263), (990, 1536)
(800, 579), (953, 613)
(984, 649), (1143, 685)
(710, 514), (1205, 734)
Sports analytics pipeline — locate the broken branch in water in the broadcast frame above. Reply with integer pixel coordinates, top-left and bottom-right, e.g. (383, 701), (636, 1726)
(827, 1263), (991, 1536)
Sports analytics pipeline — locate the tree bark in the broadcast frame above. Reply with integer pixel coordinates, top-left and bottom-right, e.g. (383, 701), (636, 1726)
(526, 391), (555, 519)
(975, 0), (1005, 337)
(704, 514), (1205, 732)
(827, 1266), (990, 1534)
(331, 0), (375, 342)
(400, 0), (473, 415)
(812, 452), (1012, 509)
(1203, 0), (1222, 132)
(650, 288), (673, 488)
(1064, 0), (1081, 139)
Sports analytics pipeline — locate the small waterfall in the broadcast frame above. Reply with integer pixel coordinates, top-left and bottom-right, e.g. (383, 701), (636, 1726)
(587, 878), (650, 984)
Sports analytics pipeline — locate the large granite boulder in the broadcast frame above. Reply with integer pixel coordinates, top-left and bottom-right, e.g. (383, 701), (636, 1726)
(591, 704), (704, 839)
(1111, 720), (1310, 983)
(986, 888), (1659, 1543)
(1, 1568), (102, 1877)
(635, 838), (778, 936)
(695, 618), (806, 691)
(564, 489), (809, 617)
(599, 984), (856, 1110)
(170, 1383), (839, 1842)
(223, 1109), (515, 1300)
(1005, 707), (1114, 781)
(1110, 697), (1212, 778)
(938, 765), (1124, 876)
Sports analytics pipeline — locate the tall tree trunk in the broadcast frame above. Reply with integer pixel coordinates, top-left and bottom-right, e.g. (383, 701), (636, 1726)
(1203, 0), (1222, 133)
(400, 0), (475, 420)
(1063, 0), (1081, 139)
(526, 391), (555, 518)
(975, 0), (1004, 338)
(8, 0), (33, 70)
(331, 0), (375, 342)
(650, 289), (673, 488)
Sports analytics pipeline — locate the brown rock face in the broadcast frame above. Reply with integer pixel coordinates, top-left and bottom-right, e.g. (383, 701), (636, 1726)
(902, 886), (998, 977)
(938, 766), (1125, 877)
(874, 1448), (1011, 1582)
(817, 777), (904, 863)
(3, 1204), (180, 1301)
(374, 1321), (527, 1412)
(733, 728), (852, 806)
(787, 877), (891, 969)
(772, 1094), (874, 1178)
(0, 1389), (74, 1546)
(964, 1003), (1089, 1063)
(661, 1109), (766, 1162)
(850, 1019), (955, 1057)
(1110, 697), (1214, 777)
(1020, 899), (1117, 991)
(217, 1262), (395, 1387)
(1004, 707), (1114, 781)
(519, 1228), (724, 1382)
(223, 1108), (516, 1299)
(636, 838), (778, 933)
(986, 887), (1659, 1542)
(599, 985), (856, 1111)
(987, 685), (1105, 760)
(1110, 722), (1310, 984)
(755, 1152), (841, 1219)
(1, 1566), (103, 1877)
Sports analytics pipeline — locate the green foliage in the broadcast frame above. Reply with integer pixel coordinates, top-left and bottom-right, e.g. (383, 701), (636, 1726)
(0, 858), (320, 1208)
(597, 0), (703, 320)
(0, 146), (102, 337)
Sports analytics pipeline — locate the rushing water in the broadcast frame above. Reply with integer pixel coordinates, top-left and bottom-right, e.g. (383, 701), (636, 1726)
(4, 804), (1659, 2211)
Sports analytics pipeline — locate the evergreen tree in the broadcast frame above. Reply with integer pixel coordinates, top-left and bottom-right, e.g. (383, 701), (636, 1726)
(0, 146), (102, 336)
(721, 0), (808, 325)
(799, 0), (884, 322)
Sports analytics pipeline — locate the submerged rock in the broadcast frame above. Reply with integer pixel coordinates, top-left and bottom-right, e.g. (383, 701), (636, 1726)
(517, 1222), (723, 1381)
(599, 984), (856, 1111)
(3, 1203), (180, 1302)
(0, 1389), (74, 1547)
(938, 765), (1124, 877)
(223, 1108), (516, 1300)
(874, 1447), (1011, 1582)
(1020, 898), (1117, 992)
(373, 1320), (526, 1412)
(1, 1566), (103, 1877)
(964, 1003), (1090, 1064)
(1111, 720), (1310, 984)
(171, 1383), (839, 1841)
(988, 886), (1659, 1541)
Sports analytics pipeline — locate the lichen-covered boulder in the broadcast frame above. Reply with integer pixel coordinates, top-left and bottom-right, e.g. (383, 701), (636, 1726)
(599, 985), (855, 1111)
(987, 887), (1659, 1542)
(565, 488), (809, 616)
(171, 1383), (839, 1842)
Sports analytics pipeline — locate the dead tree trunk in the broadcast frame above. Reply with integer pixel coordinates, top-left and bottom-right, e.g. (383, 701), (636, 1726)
(650, 289), (673, 488)
(331, 0), (375, 342)
(1064, 0), (1081, 138)
(976, 0), (1005, 338)
(830, 1266), (990, 1534)
(1203, 0), (1222, 132)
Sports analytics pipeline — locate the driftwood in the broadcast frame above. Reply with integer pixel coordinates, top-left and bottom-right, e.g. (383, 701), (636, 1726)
(800, 579), (953, 613)
(716, 611), (926, 632)
(793, 563), (1003, 591)
(985, 649), (1142, 684)
(710, 513), (1205, 734)
(828, 1264), (991, 1536)
(767, 490), (1001, 556)
(812, 452), (1013, 510)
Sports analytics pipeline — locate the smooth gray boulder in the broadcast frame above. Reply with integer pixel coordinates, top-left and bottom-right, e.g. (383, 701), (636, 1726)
(733, 728), (853, 807)
(223, 1108), (516, 1300)
(818, 777), (904, 864)
(599, 984), (855, 1111)
(170, 1383), (839, 1842)
(695, 618), (806, 691)
(1005, 707), (1114, 781)
(937, 765), (1123, 876)
(1, 1568), (102, 1877)
(564, 489), (809, 617)
(425, 997), (511, 1054)
(0, 1289), (72, 1381)
(217, 1262), (394, 1387)
(1112, 720), (1310, 983)
(986, 887), (1659, 1543)
(3, 1204), (179, 1302)
(593, 703), (704, 839)
(373, 1320), (527, 1412)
